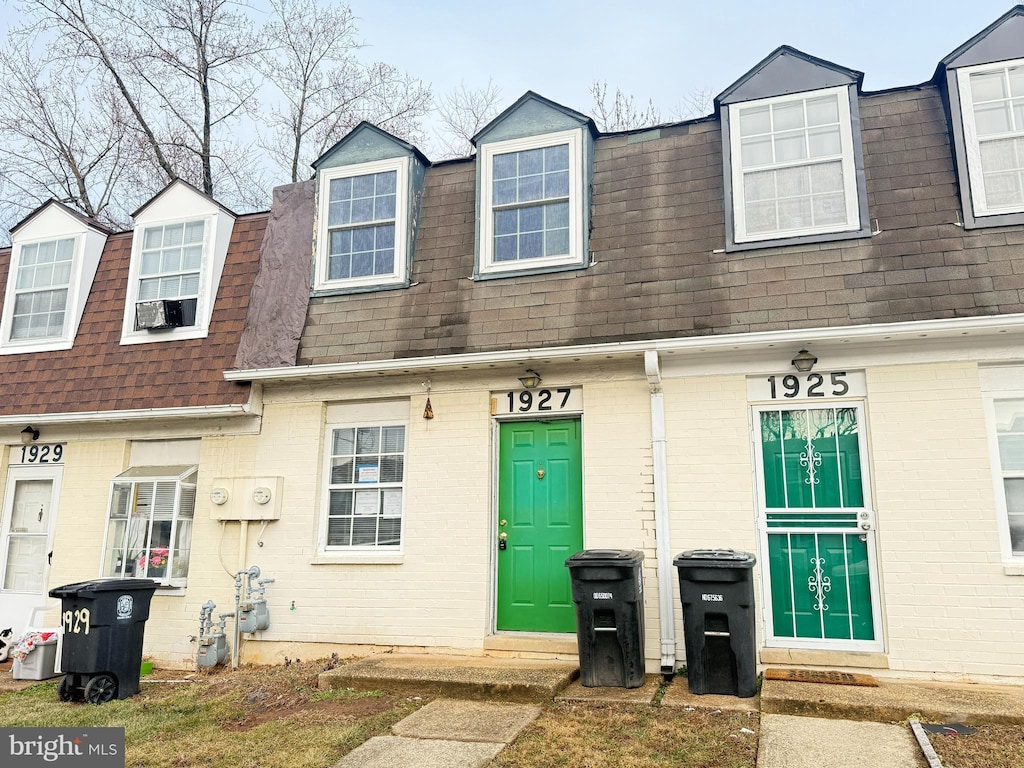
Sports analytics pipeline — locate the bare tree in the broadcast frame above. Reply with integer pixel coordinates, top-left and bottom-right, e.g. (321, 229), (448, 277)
(590, 81), (661, 132)
(0, 36), (132, 231)
(259, 0), (431, 182)
(671, 88), (715, 121)
(433, 79), (503, 159)
(30, 0), (267, 203)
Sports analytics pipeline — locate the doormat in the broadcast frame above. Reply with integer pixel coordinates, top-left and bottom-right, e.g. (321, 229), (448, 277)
(764, 668), (879, 687)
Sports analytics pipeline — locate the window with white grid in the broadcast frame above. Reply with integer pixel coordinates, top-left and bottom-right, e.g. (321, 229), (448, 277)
(478, 129), (585, 275)
(729, 86), (861, 243)
(315, 157), (408, 290)
(8, 238), (75, 341)
(958, 60), (1024, 217)
(325, 425), (406, 549)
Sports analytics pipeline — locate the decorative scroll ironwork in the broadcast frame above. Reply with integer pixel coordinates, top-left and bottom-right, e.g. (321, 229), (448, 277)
(807, 556), (832, 612)
(799, 444), (822, 486)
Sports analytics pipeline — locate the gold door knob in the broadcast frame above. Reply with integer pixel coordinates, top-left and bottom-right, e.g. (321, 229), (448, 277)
(537, 466), (545, 480)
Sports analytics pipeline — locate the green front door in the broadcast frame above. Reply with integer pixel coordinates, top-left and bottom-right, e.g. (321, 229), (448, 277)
(496, 419), (583, 633)
(756, 405), (881, 649)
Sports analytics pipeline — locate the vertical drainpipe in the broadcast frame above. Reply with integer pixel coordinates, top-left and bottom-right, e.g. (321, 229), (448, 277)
(644, 350), (676, 676)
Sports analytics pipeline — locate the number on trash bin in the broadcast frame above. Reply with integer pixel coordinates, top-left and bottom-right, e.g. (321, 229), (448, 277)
(62, 608), (91, 635)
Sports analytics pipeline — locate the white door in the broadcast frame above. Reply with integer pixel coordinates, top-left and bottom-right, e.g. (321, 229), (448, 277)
(0, 465), (63, 635)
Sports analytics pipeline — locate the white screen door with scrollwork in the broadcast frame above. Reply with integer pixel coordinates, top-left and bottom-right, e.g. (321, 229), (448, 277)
(0, 465), (62, 635)
(753, 404), (883, 651)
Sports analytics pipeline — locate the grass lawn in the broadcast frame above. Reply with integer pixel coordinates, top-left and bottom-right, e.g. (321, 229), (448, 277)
(928, 725), (1024, 768)
(0, 660), (764, 768)
(492, 701), (759, 768)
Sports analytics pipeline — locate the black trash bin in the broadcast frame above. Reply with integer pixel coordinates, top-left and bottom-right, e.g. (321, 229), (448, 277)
(673, 549), (757, 698)
(49, 578), (158, 704)
(565, 549), (645, 688)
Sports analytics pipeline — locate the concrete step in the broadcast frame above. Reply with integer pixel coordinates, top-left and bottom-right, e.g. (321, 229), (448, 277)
(761, 677), (1024, 725)
(319, 654), (579, 704)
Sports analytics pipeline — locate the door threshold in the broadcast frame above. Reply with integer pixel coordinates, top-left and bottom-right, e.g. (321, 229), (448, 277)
(760, 647), (889, 669)
(484, 633), (579, 655)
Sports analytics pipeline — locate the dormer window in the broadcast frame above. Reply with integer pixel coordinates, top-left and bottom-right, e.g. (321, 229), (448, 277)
(0, 201), (108, 355)
(136, 220), (205, 329)
(956, 59), (1024, 218)
(9, 237), (75, 340)
(119, 180), (235, 345)
(941, 6), (1024, 229)
(316, 158), (407, 289)
(730, 88), (859, 242)
(718, 47), (871, 252)
(312, 123), (427, 295)
(479, 131), (582, 273)
(472, 93), (593, 279)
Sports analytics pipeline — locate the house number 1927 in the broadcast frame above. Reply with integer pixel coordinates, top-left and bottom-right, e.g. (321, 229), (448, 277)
(506, 388), (572, 413)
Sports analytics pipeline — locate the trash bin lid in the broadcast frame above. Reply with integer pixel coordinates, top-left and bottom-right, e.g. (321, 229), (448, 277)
(565, 549), (644, 568)
(49, 578), (159, 598)
(672, 549), (756, 568)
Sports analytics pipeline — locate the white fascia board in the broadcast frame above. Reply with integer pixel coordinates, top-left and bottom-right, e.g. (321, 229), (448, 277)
(225, 313), (1024, 383)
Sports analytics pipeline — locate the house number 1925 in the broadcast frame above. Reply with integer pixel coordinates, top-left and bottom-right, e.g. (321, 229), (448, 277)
(767, 372), (849, 399)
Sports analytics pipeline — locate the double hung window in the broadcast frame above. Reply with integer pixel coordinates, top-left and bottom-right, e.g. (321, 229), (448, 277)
(316, 158), (408, 290)
(8, 238), (75, 341)
(730, 87), (860, 243)
(993, 400), (1024, 556)
(958, 60), (1024, 217)
(135, 220), (205, 328)
(324, 425), (406, 549)
(478, 129), (583, 275)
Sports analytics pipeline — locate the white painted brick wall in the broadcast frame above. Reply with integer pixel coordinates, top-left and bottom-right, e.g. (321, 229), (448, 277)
(868, 362), (1021, 677)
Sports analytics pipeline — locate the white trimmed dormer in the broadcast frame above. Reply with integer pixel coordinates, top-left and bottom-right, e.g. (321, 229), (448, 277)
(120, 180), (236, 345)
(1, 201), (109, 355)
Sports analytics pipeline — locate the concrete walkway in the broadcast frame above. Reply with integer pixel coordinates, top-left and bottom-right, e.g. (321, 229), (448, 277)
(758, 714), (928, 768)
(319, 655), (1024, 766)
(333, 698), (540, 768)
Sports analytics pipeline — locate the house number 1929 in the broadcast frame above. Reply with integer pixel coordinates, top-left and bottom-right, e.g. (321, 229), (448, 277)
(18, 444), (64, 464)
(767, 372), (849, 399)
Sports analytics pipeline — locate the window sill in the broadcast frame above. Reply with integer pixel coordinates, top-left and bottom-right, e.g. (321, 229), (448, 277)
(311, 554), (404, 565)
(0, 338), (75, 356)
(120, 326), (209, 345)
(1002, 563), (1024, 576)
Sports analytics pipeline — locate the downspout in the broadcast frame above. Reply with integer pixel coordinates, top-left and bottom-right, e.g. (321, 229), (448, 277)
(644, 350), (676, 677)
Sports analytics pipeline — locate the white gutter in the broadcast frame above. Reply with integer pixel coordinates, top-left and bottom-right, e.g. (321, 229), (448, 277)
(0, 387), (262, 427)
(645, 350), (676, 676)
(224, 313), (1024, 382)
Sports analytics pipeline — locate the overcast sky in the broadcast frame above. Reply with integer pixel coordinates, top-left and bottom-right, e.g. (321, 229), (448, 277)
(350, 0), (1017, 127)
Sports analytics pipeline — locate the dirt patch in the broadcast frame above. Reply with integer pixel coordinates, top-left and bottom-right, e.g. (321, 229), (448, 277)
(222, 695), (397, 731)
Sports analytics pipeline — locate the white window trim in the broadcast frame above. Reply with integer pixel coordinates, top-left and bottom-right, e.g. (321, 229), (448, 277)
(982, 386), (1024, 567)
(99, 465), (196, 588)
(1, 234), (83, 354)
(478, 128), (585, 276)
(119, 213), (219, 345)
(318, 420), (407, 556)
(957, 58), (1024, 219)
(729, 85), (861, 244)
(314, 157), (410, 292)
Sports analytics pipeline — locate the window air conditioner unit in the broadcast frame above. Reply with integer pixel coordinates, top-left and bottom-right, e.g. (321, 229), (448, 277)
(136, 299), (186, 330)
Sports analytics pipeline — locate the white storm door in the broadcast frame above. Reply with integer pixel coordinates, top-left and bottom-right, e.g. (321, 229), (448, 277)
(0, 465), (63, 632)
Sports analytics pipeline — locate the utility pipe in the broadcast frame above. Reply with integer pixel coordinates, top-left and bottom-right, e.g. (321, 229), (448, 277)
(644, 350), (676, 677)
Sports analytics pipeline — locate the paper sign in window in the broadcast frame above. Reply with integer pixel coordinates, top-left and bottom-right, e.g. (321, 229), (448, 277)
(354, 490), (378, 516)
(356, 465), (379, 483)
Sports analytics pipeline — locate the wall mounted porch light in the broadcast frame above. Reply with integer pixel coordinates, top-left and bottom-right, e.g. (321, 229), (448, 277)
(20, 425), (40, 445)
(791, 349), (818, 373)
(518, 369), (542, 389)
